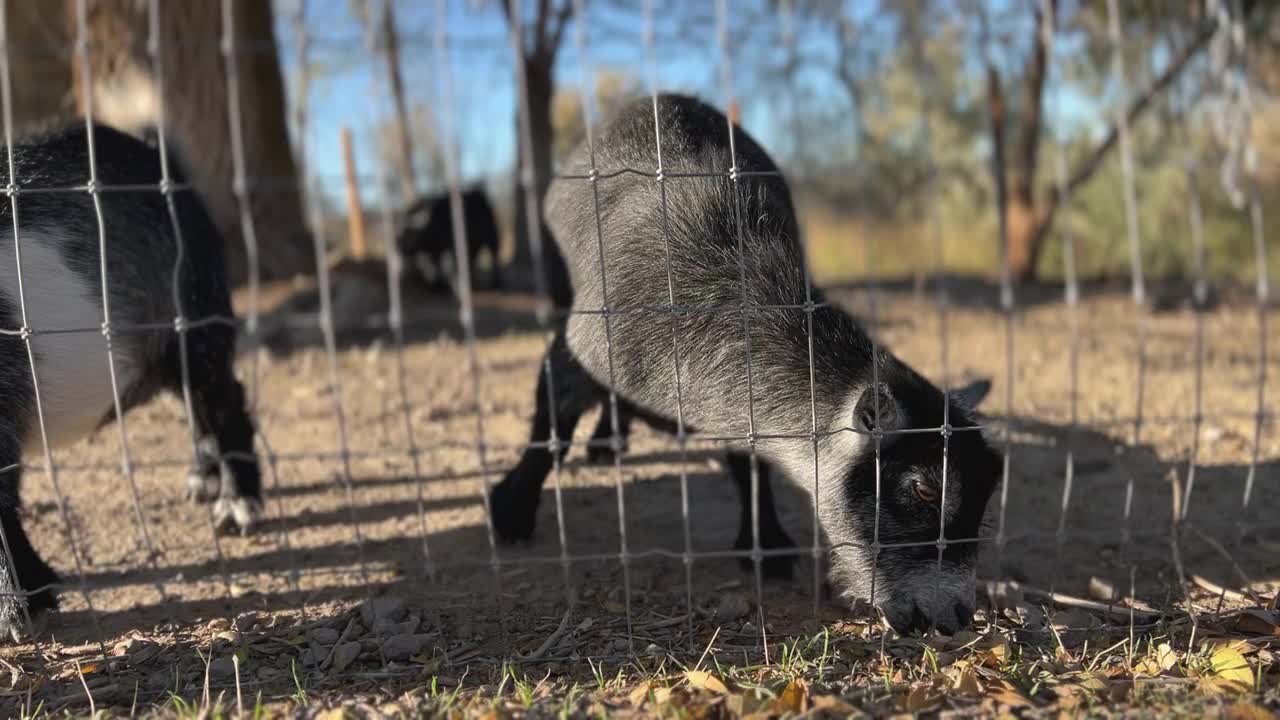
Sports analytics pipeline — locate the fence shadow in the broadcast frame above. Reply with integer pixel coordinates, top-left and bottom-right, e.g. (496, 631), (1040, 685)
(5, 409), (1275, 712)
(824, 273), (1273, 313)
(33, 411), (1280, 637)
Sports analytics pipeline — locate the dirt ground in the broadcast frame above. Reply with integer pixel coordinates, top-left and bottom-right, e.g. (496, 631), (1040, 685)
(0, 265), (1276, 712)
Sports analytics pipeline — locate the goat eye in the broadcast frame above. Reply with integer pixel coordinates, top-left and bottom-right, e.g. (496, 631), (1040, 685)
(914, 479), (940, 505)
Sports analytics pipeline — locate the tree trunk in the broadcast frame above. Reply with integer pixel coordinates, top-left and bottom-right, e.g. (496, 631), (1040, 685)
(379, 0), (416, 203)
(69, 0), (311, 286)
(1006, 200), (1050, 282)
(511, 53), (554, 271)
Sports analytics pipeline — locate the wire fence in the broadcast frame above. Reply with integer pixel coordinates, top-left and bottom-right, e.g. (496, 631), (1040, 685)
(0, 0), (1273, 701)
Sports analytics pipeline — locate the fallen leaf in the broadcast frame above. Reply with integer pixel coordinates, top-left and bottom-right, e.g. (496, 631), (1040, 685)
(1078, 673), (1108, 693)
(1205, 638), (1259, 656)
(978, 642), (1011, 668)
(77, 663), (98, 676)
(773, 679), (808, 714)
(902, 683), (943, 713)
(1211, 646), (1255, 691)
(948, 662), (983, 696)
(685, 670), (729, 695)
(1156, 642), (1180, 672)
(1235, 610), (1280, 637)
(1133, 657), (1163, 677)
(627, 681), (652, 707)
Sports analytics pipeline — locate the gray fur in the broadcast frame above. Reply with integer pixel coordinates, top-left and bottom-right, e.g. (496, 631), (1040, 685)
(500, 95), (1002, 635)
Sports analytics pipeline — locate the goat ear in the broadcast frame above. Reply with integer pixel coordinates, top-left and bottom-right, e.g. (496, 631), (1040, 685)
(854, 384), (902, 434)
(948, 378), (992, 412)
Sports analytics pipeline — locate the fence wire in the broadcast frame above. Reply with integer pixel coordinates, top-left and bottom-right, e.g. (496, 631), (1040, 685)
(0, 0), (1270, 698)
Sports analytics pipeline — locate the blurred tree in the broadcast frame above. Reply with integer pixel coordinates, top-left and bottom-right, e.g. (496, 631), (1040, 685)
(502, 0), (575, 274)
(982, 0), (1247, 283)
(350, 0), (417, 205)
(375, 103), (447, 199)
(551, 69), (642, 164)
(70, 0), (310, 285)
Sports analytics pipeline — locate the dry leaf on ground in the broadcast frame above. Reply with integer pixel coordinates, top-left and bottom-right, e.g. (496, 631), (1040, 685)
(685, 670), (729, 695)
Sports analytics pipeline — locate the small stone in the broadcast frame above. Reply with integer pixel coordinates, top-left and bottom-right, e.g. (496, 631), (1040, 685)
(208, 656), (237, 679)
(714, 592), (750, 623)
(372, 617), (419, 637)
(233, 612), (258, 632)
(330, 641), (362, 673)
(643, 643), (663, 657)
(308, 627), (340, 646)
(610, 638), (630, 653)
(359, 597), (407, 626)
(740, 622), (758, 636)
(116, 638), (159, 665)
(299, 649), (316, 667)
(145, 672), (170, 690)
(381, 634), (426, 662)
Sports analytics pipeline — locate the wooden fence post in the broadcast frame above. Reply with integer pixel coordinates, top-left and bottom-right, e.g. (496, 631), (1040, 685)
(341, 127), (367, 260)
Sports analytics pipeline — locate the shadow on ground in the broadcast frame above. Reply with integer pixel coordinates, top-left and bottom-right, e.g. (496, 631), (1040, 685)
(6, 407), (1276, 713)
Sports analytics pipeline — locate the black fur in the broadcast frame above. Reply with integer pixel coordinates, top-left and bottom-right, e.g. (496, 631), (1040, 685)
(0, 122), (260, 641)
(397, 187), (502, 293)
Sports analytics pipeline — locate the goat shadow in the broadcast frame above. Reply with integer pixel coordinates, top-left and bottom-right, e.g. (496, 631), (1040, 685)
(36, 410), (1280, 644)
(4, 409), (1274, 713)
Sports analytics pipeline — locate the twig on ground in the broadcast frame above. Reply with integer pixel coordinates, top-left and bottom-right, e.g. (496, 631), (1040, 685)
(980, 579), (1165, 621)
(1183, 522), (1266, 606)
(1189, 574), (1253, 605)
(74, 659), (96, 717)
(321, 616), (361, 670)
(234, 654), (244, 717)
(694, 625), (722, 673)
(637, 614), (692, 631)
(1168, 467), (1202, 646)
(516, 601), (576, 661)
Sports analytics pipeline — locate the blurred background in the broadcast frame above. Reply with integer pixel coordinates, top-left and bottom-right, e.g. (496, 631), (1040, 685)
(4, 0), (1277, 295)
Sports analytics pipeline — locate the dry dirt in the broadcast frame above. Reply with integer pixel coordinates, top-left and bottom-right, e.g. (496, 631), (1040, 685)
(0, 266), (1276, 711)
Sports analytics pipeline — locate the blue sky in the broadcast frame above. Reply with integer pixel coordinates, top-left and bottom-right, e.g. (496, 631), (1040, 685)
(274, 0), (1104, 210)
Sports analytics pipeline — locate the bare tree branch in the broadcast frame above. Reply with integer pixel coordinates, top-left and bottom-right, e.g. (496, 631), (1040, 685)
(987, 60), (1010, 256)
(533, 0), (552, 52)
(546, 0), (575, 57)
(1062, 18), (1217, 198)
(1015, 0), (1055, 205)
